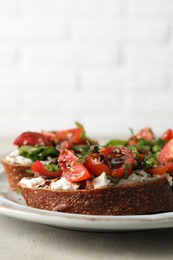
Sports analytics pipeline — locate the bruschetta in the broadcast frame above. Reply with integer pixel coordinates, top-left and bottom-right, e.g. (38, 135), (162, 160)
(2, 123), (96, 190)
(19, 131), (173, 215)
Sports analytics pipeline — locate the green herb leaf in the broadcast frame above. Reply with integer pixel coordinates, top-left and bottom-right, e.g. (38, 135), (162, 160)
(143, 154), (159, 169)
(76, 144), (101, 164)
(105, 139), (127, 146)
(75, 122), (86, 139)
(46, 162), (59, 172)
(152, 144), (161, 153)
(72, 144), (91, 156)
(135, 139), (151, 153)
(25, 169), (35, 175)
(19, 146), (59, 162)
(127, 146), (139, 158)
(124, 163), (131, 178)
(131, 137), (167, 155)
(106, 175), (120, 184)
(129, 128), (134, 136)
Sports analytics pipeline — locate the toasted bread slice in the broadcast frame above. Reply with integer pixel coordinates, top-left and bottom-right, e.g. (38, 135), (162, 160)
(20, 176), (173, 215)
(1, 158), (32, 190)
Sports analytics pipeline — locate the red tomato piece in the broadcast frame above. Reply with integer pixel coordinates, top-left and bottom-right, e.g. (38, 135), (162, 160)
(137, 128), (154, 141)
(55, 127), (83, 143)
(58, 149), (91, 183)
(13, 132), (51, 147)
(99, 146), (135, 178)
(128, 128), (154, 145)
(31, 161), (61, 178)
(165, 162), (173, 173)
(57, 140), (73, 150)
(42, 127), (84, 146)
(161, 129), (173, 141)
(128, 135), (138, 146)
(159, 139), (173, 163)
(41, 131), (56, 141)
(85, 155), (111, 176)
(147, 165), (168, 175)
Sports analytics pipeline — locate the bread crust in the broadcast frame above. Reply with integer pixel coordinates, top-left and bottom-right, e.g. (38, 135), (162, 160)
(20, 176), (173, 215)
(1, 158), (32, 190)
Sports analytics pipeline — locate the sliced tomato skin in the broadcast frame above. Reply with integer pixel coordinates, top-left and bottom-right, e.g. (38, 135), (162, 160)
(129, 128), (154, 145)
(85, 155), (111, 176)
(147, 165), (168, 175)
(57, 140), (73, 150)
(129, 136), (138, 146)
(55, 127), (83, 144)
(112, 168), (126, 178)
(41, 131), (56, 141)
(42, 127), (85, 146)
(14, 132), (51, 147)
(58, 149), (91, 183)
(100, 147), (135, 178)
(31, 161), (61, 178)
(159, 139), (173, 163)
(137, 128), (154, 141)
(161, 129), (173, 141)
(166, 162), (173, 173)
(86, 146), (135, 178)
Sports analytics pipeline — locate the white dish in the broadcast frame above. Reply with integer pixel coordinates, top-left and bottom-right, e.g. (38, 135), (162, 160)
(1, 168), (173, 232)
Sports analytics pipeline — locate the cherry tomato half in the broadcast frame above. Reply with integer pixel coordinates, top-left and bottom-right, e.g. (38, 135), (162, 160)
(85, 146), (135, 178)
(147, 165), (168, 175)
(42, 127), (85, 146)
(128, 135), (138, 146)
(159, 139), (173, 163)
(128, 128), (154, 145)
(85, 154), (111, 176)
(100, 146), (135, 178)
(31, 160), (61, 178)
(137, 128), (154, 141)
(161, 129), (173, 141)
(58, 149), (91, 183)
(13, 132), (51, 147)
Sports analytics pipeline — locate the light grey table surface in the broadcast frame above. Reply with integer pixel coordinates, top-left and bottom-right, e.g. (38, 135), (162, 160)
(1, 137), (173, 260)
(1, 215), (173, 260)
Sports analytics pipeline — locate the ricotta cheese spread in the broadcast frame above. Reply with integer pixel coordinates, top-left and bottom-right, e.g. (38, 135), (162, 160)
(92, 172), (111, 189)
(6, 150), (33, 165)
(20, 177), (45, 188)
(166, 174), (173, 186)
(6, 150), (53, 165)
(50, 177), (79, 191)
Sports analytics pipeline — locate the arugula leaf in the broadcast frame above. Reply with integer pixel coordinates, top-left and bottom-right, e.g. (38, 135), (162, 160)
(106, 139), (127, 146)
(19, 146), (59, 162)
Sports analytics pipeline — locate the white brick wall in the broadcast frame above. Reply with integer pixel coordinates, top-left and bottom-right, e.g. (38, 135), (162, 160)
(0, 0), (173, 138)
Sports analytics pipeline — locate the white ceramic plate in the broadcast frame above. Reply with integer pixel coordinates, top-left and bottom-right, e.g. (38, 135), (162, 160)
(1, 168), (173, 232)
